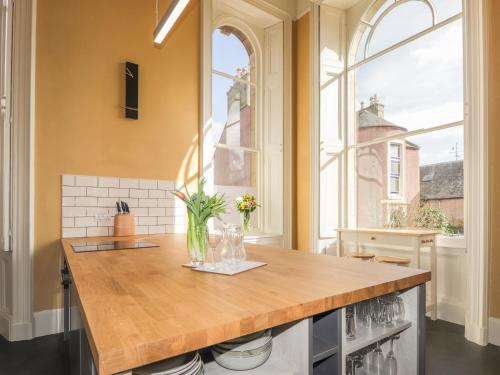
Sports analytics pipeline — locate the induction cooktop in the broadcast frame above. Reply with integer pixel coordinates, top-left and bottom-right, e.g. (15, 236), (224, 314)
(71, 240), (160, 253)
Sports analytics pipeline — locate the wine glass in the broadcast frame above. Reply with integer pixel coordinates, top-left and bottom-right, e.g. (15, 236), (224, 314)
(384, 335), (399, 375)
(372, 341), (385, 375)
(346, 306), (356, 341)
(207, 229), (222, 270)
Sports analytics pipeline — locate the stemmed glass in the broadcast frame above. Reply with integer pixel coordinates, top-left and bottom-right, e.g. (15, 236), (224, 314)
(346, 306), (356, 341)
(207, 229), (222, 270)
(384, 335), (399, 375)
(372, 341), (385, 375)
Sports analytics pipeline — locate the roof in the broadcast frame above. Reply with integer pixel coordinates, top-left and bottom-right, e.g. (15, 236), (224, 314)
(420, 160), (464, 200)
(357, 109), (408, 131)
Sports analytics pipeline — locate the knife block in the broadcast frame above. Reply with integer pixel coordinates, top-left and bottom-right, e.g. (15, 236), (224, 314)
(113, 214), (135, 236)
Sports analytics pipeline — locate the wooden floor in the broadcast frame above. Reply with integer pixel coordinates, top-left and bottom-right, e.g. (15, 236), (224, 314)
(0, 319), (499, 375)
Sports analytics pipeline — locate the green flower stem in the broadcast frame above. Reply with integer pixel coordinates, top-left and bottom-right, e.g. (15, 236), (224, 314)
(243, 211), (251, 233)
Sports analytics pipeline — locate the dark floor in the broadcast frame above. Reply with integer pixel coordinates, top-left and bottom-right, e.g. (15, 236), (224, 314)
(1, 319), (499, 375)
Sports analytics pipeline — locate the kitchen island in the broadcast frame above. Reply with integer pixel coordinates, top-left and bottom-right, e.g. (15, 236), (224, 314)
(60, 234), (430, 375)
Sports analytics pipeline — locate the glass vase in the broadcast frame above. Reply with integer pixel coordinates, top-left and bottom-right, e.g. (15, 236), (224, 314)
(186, 211), (207, 267)
(242, 211), (251, 233)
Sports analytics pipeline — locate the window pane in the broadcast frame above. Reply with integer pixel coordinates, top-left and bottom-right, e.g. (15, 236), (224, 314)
(212, 27), (252, 76)
(354, 19), (463, 143)
(433, 0), (462, 22)
(390, 143), (401, 158)
(391, 161), (400, 175)
(214, 149), (258, 225)
(212, 74), (255, 148)
(354, 126), (464, 233)
(390, 177), (400, 194)
(368, 1), (433, 57)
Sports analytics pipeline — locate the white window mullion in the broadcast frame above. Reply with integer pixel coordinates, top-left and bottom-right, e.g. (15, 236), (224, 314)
(0, 0), (13, 252)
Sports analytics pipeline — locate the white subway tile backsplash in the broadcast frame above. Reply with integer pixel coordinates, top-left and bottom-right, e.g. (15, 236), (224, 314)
(63, 186), (87, 197)
(62, 175), (75, 186)
(139, 179), (157, 189)
(165, 207), (185, 217)
(108, 188), (130, 198)
(87, 227), (109, 237)
(135, 226), (149, 235)
(61, 174), (187, 238)
(98, 176), (119, 188)
(120, 178), (139, 189)
(76, 175), (98, 187)
(86, 207), (109, 216)
(75, 216), (96, 227)
(63, 207), (87, 218)
(149, 207), (166, 216)
(149, 189), (166, 199)
(158, 180), (174, 190)
(158, 198), (175, 208)
(62, 217), (74, 227)
(75, 197), (98, 207)
(87, 187), (109, 197)
(130, 189), (148, 199)
(63, 227), (87, 238)
(62, 197), (75, 207)
(139, 216), (157, 226)
(149, 225), (166, 234)
(158, 216), (174, 225)
(98, 197), (118, 208)
(139, 199), (157, 208)
(130, 207), (148, 216)
(124, 198), (139, 208)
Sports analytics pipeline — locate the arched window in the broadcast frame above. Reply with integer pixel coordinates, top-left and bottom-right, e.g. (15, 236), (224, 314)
(347, 0), (464, 233)
(211, 25), (259, 227)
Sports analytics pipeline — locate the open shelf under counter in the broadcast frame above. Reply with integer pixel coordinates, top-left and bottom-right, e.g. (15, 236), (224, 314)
(344, 320), (412, 355)
(203, 355), (300, 375)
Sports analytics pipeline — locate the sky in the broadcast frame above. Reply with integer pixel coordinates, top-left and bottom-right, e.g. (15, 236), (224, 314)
(212, 30), (250, 145)
(355, 0), (464, 165)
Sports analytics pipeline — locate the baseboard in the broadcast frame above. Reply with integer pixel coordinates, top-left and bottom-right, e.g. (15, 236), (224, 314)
(437, 298), (465, 325)
(0, 310), (10, 339)
(489, 317), (500, 347)
(34, 308), (63, 337)
(465, 315), (489, 346)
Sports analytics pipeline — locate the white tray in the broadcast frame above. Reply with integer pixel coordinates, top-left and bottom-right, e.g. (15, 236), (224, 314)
(183, 261), (267, 275)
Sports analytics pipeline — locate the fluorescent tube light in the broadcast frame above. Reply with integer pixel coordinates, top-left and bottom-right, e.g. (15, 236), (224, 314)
(153, 0), (190, 44)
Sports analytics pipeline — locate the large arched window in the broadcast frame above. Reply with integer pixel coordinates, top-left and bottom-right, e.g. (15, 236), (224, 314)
(347, 0), (464, 234)
(211, 25), (260, 227)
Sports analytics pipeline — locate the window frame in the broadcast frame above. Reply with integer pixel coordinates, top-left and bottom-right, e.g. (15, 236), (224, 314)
(345, 0), (464, 231)
(388, 140), (404, 200)
(200, 0), (292, 245)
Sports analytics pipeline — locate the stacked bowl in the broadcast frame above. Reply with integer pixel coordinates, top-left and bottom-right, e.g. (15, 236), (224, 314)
(133, 352), (203, 375)
(211, 329), (273, 371)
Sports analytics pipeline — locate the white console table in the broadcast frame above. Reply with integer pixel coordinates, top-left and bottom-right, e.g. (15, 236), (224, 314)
(336, 228), (439, 320)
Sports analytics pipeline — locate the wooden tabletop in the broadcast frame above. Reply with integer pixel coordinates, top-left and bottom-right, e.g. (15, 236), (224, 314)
(61, 234), (430, 375)
(337, 227), (440, 236)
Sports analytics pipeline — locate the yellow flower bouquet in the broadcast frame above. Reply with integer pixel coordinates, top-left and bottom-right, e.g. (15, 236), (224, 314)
(235, 194), (260, 233)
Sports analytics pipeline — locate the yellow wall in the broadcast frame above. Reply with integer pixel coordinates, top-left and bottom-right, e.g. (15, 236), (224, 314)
(35, 0), (200, 312)
(487, 0), (500, 319)
(293, 13), (310, 251)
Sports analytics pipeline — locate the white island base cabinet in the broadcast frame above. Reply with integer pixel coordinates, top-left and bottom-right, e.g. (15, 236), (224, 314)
(75, 284), (425, 375)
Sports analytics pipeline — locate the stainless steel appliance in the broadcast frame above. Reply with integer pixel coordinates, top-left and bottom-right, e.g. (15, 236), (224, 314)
(71, 240), (159, 253)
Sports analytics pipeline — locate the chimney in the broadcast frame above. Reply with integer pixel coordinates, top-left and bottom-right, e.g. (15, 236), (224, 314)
(367, 94), (384, 118)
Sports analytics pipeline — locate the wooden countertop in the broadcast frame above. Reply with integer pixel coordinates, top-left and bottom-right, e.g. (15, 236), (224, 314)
(61, 234), (430, 375)
(337, 228), (440, 236)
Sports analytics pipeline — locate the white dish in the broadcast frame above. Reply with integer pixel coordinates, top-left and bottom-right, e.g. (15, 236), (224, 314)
(133, 352), (200, 375)
(215, 329), (271, 352)
(212, 342), (272, 371)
